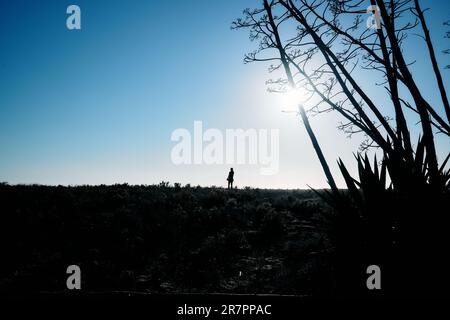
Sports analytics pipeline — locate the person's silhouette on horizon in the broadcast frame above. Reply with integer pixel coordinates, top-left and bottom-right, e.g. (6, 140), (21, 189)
(227, 168), (234, 189)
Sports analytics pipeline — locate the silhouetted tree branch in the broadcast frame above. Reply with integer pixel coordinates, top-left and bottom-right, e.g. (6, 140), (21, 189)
(233, 0), (450, 190)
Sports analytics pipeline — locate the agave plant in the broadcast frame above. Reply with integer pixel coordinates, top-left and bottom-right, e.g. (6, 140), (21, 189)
(314, 136), (450, 296)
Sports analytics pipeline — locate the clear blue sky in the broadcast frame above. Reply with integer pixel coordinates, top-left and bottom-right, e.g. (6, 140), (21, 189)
(0, 0), (449, 188)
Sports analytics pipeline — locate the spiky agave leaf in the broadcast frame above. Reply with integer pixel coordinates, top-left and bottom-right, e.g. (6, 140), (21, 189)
(337, 158), (362, 208)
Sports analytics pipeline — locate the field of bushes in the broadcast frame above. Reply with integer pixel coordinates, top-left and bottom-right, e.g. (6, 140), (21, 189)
(0, 183), (336, 296)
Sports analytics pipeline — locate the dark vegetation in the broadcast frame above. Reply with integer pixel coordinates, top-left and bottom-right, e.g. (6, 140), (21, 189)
(233, 0), (450, 298)
(0, 183), (337, 297)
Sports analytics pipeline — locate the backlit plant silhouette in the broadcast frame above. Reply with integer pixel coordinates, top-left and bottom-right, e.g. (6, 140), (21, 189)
(233, 0), (450, 297)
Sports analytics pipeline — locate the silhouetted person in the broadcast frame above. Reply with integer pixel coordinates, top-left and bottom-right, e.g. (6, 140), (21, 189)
(227, 168), (234, 189)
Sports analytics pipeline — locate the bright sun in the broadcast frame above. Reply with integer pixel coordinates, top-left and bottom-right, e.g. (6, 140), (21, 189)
(278, 87), (311, 112)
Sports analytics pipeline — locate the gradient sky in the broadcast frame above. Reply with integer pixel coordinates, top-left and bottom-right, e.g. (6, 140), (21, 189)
(0, 0), (449, 189)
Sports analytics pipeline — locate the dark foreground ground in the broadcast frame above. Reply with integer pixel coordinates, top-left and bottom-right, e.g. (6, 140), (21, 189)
(0, 183), (336, 297)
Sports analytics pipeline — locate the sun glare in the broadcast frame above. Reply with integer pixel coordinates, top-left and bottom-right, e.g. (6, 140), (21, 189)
(278, 87), (311, 112)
